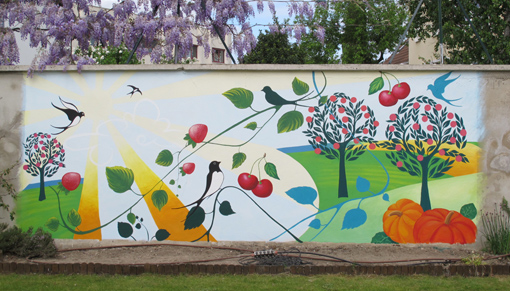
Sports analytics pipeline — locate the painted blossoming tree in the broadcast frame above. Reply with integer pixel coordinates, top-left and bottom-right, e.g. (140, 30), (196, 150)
(378, 96), (468, 211)
(304, 93), (379, 199)
(23, 133), (65, 201)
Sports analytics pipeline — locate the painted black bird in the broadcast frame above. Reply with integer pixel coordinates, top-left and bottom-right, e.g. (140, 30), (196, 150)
(175, 161), (224, 217)
(262, 86), (300, 106)
(51, 97), (84, 135)
(127, 85), (142, 97)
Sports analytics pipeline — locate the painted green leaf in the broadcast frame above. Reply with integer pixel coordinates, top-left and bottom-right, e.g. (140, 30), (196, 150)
(184, 206), (206, 230)
(56, 182), (70, 195)
(232, 152), (246, 169)
(264, 162), (280, 180)
(371, 232), (397, 244)
(292, 77), (309, 95)
(105, 166), (134, 193)
(277, 111), (304, 133)
(152, 190), (168, 211)
(45, 217), (59, 232)
(183, 133), (197, 148)
(320, 96), (328, 105)
(127, 213), (136, 224)
(369, 76), (384, 95)
(155, 149), (173, 167)
(222, 88), (253, 109)
(219, 201), (235, 216)
(155, 229), (171, 241)
(460, 203), (477, 220)
(67, 209), (82, 227)
(117, 222), (133, 238)
(245, 122), (257, 130)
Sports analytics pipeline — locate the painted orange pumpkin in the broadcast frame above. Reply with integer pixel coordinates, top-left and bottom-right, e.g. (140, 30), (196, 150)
(413, 208), (477, 244)
(383, 199), (424, 243)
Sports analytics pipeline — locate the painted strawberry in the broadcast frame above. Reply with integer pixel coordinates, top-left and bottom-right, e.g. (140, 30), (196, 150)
(188, 124), (208, 143)
(62, 172), (81, 191)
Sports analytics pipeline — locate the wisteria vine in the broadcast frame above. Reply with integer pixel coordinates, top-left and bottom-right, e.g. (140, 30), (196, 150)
(0, 0), (328, 72)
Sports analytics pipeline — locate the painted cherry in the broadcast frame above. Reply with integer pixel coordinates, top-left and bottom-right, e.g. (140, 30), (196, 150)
(62, 172), (81, 191)
(238, 173), (259, 190)
(188, 124), (208, 143)
(392, 82), (411, 100)
(182, 163), (195, 174)
(379, 90), (397, 107)
(252, 179), (273, 198)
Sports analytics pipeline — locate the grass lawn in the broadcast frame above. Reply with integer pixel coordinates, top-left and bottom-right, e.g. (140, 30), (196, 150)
(0, 274), (509, 290)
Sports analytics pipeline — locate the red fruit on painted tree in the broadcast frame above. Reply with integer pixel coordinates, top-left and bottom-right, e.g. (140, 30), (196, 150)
(392, 82), (411, 100)
(379, 90), (398, 107)
(252, 179), (273, 198)
(182, 163), (195, 174)
(188, 124), (208, 143)
(238, 173), (259, 190)
(62, 172), (81, 191)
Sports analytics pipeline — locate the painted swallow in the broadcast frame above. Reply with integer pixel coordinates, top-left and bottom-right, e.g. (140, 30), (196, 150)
(127, 85), (142, 97)
(427, 72), (462, 107)
(262, 86), (302, 106)
(175, 161), (224, 218)
(51, 97), (84, 135)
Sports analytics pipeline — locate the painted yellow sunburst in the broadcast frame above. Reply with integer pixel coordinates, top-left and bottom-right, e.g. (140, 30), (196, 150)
(22, 71), (215, 241)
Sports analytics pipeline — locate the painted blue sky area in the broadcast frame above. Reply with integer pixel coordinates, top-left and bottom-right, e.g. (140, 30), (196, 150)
(23, 178), (84, 190)
(278, 145), (314, 154)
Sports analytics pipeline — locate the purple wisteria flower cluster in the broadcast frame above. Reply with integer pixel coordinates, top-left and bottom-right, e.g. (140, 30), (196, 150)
(0, 0), (328, 72)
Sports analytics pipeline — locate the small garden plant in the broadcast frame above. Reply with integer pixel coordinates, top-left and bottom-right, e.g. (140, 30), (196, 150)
(0, 223), (56, 258)
(481, 198), (510, 255)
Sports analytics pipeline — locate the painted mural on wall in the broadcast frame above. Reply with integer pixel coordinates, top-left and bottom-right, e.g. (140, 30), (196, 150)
(16, 70), (482, 244)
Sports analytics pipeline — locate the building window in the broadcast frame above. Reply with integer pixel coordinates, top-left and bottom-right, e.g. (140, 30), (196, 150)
(186, 45), (198, 59)
(192, 45), (198, 59)
(212, 48), (224, 63)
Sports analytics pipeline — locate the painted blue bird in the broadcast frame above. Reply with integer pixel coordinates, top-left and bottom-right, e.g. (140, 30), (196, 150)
(427, 72), (461, 107)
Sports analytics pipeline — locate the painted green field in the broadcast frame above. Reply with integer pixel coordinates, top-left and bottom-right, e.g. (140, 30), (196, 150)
(16, 184), (82, 239)
(287, 149), (482, 243)
(287, 150), (452, 209)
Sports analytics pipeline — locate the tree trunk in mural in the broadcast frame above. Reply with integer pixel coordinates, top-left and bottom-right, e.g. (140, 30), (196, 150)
(338, 144), (348, 198)
(39, 165), (46, 201)
(420, 162), (431, 211)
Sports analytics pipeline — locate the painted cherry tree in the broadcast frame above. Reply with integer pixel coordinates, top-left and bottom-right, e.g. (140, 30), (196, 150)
(378, 96), (469, 211)
(23, 132), (65, 201)
(304, 93), (379, 199)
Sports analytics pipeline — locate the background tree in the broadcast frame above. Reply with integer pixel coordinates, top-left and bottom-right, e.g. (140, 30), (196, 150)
(378, 96), (468, 211)
(401, 0), (510, 64)
(304, 93), (379, 202)
(292, 0), (407, 64)
(340, 0), (407, 63)
(293, 1), (342, 64)
(242, 29), (305, 64)
(23, 133), (65, 201)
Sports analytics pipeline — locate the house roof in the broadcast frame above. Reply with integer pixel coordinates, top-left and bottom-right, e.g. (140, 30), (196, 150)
(383, 44), (409, 64)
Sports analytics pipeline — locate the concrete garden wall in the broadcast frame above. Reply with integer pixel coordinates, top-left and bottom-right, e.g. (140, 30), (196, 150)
(1, 64), (510, 247)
